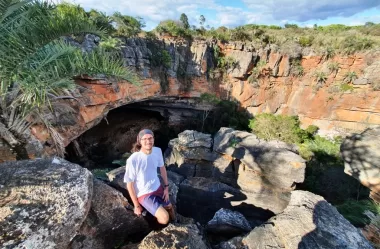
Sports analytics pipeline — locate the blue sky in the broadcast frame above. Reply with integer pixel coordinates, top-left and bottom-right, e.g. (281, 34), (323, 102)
(67, 0), (380, 30)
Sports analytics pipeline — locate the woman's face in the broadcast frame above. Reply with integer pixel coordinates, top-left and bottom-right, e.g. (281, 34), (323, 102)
(140, 134), (154, 150)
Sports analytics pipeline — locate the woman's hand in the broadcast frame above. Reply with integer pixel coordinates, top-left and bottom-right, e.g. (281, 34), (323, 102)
(163, 187), (169, 202)
(134, 205), (143, 216)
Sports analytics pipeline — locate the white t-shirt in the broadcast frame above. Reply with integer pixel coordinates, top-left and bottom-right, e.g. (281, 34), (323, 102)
(123, 147), (164, 197)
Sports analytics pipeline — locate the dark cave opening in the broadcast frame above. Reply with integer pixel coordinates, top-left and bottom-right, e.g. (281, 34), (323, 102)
(65, 100), (201, 169)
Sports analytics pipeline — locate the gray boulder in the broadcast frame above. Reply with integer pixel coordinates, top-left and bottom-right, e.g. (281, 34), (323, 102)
(243, 191), (373, 249)
(341, 127), (380, 202)
(106, 166), (128, 196)
(213, 127), (305, 190)
(206, 208), (251, 235)
(0, 158), (92, 249)
(135, 224), (209, 249)
(70, 179), (151, 249)
(178, 130), (212, 148)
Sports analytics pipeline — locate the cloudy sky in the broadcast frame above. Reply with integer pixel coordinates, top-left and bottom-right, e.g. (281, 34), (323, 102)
(67, 0), (380, 30)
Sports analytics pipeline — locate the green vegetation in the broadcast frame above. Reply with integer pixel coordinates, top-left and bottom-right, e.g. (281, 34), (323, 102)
(291, 59), (304, 77)
(314, 71), (328, 85)
(344, 71), (358, 83)
(248, 60), (267, 86)
(0, 0), (139, 157)
(328, 62), (340, 74)
(99, 36), (123, 51)
(217, 56), (237, 69)
(199, 97), (250, 134)
(249, 114), (315, 144)
(298, 35), (314, 47)
(112, 12), (145, 37)
(340, 83), (354, 92)
(155, 20), (191, 38)
(248, 113), (372, 226)
(336, 200), (380, 227)
(180, 13), (190, 29)
(91, 168), (113, 180)
(40, 5), (380, 54)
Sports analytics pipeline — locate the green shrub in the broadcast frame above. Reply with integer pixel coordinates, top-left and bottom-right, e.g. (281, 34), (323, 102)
(328, 62), (340, 74)
(302, 135), (341, 158)
(305, 125), (319, 135)
(161, 50), (172, 68)
(344, 71), (358, 83)
(336, 199), (380, 227)
(291, 60), (304, 77)
(155, 20), (190, 37)
(150, 48), (172, 69)
(199, 93), (220, 104)
(99, 36), (122, 51)
(314, 71), (328, 88)
(87, 9), (115, 34)
(112, 12), (145, 37)
(285, 23), (299, 29)
(340, 83), (354, 92)
(340, 36), (375, 54)
(217, 56), (237, 69)
(298, 35), (314, 47)
(323, 47), (336, 60)
(201, 100), (250, 133)
(230, 27), (251, 41)
(373, 82), (380, 91)
(317, 24), (351, 33)
(249, 114), (307, 144)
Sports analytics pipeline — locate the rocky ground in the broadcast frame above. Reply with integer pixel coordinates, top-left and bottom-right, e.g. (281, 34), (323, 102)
(1, 127), (378, 249)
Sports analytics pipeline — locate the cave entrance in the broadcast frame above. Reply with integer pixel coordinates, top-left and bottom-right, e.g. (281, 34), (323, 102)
(65, 98), (203, 169)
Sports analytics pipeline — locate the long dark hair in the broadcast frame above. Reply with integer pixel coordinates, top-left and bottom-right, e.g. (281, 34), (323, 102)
(131, 142), (141, 153)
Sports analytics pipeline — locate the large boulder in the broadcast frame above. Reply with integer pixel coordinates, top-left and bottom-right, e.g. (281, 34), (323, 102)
(242, 191), (373, 249)
(206, 208), (251, 237)
(213, 127), (305, 190)
(165, 130), (218, 178)
(341, 127), (380, 202)
(177, 177), (274, 225)
(132, 223), (209, 249)
(0, 158), (93, 249)
(107, 166), (129, 196)
(166, 128), (305, 218)
(70, 179), (151, 249)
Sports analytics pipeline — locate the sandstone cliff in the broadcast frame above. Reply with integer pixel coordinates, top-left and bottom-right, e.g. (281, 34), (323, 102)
(2, 34), (380, 160)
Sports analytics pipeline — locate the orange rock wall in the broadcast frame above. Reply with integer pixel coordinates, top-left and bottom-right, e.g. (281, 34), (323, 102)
(227, 53), (380, 136)
(30, 47), (380, 155)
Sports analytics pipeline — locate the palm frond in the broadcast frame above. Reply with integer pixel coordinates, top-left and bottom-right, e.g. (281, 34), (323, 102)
(74, 49), (141, 85)
(0, 0), (31, 24)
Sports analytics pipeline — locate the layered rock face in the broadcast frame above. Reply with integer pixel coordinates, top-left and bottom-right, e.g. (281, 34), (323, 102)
(165, 129), (306, 224)
(10, 35), (379, 159)
(341, 126), (380, 202)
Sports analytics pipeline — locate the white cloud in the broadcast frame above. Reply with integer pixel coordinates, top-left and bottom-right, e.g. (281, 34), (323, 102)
(66, 0), (380, 29)
(242, 0), (380, 21)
